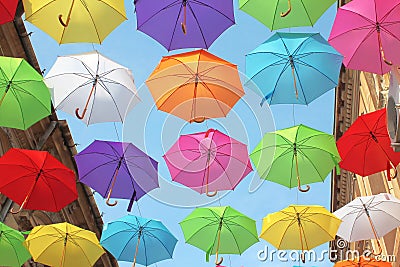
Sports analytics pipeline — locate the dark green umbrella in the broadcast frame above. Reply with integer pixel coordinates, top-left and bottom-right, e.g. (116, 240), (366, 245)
(0, 222), (31, 267)
(0, 56), (51, 130)
(250, 124), (340, 192)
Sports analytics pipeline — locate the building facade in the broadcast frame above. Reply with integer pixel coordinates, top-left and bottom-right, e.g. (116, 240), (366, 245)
(0, 3), (118, 267)
(331, 2), (400, 266)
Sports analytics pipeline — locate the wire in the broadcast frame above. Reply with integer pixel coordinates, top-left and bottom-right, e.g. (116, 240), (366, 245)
(113, 122), (120, 141)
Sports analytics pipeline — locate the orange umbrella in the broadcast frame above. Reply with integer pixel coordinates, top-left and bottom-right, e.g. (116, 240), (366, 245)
(334, 256), (392, 267)
(146, 49), (244, 123)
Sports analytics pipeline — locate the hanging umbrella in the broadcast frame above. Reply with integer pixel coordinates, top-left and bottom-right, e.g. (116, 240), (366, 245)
(163, 128), (252, 197)
(75, 140), (159, 210)
(0, 56), (51, 130)
(146, 49), (245, 123)
(0, 148), (77, 213)
(22, 0), (127, 44)
(246, 32), (343, 105)
(337, 109), (400, 180)
(334, 256), (392, 267)
(329, 0), (400, 75)
(0, 222), (31, 267)
(250, 124), (340, 192)
(180, 206), (259, 265)
(239, 0), (336, 30)
(45, 51), (140, 125)
(135, 0), (235, 51)
(334, 193), (400, 255)
(0, 0), (18, 24)
(261, 205), (341, 263)
(100, 215), (177, 267)
(24, 222), (104, 267)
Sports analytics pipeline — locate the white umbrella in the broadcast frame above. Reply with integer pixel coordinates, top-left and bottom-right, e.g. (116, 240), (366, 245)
(334, 193), (400, 254)
(45, 51), (140, 125)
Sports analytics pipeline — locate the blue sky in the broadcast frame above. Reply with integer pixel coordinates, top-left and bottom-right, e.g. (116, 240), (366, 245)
(26, 1), (337, 267)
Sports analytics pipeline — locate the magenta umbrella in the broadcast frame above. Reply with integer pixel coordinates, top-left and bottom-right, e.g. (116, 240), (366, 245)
(328, 0), (400, 75)
(163, 129), (253, 197)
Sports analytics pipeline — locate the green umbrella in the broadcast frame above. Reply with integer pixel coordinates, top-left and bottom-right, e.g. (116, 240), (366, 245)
(0, 222), (31, 267)
(250, 124), (340, 192)
(239, 0), (336, 30)
(0, 56), (51, 130)
(179, 206), (259, 265)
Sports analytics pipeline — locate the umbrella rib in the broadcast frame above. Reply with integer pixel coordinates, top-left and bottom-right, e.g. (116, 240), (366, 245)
(136, 1), (180, 29)
(299, 0), (314, 26)
(144, 231), (175, 258)
(222, 223), (243, 254)
(346, 29), (379, 71)
(99, 77), (138, 96)
(216, 151), (252, 167)
(380, 4), (400, 22)
(295, 59), (339, 86)
(77, 159), (121, 180)
(156, 77), (195, 110)
(1, 234), (23, 264)
(11, 83), (50, 112)
(116, 231), (139, 259)
(54, 79), (95, 109)
(264, 60), (292, 104)
(68, 236), (96, 266)
(187, 2), (209, 48)
(97, 0), (127, 19)
(167, 1), (185, 50)
(297, 149), (326, 182)
(95, 78), (125, 122)
(86, 83), (99, 124)
(24, 0), (57, 20)
(271, 0), (280, 30)
(78, 0), (102, 43)
(191, 0), (235, 23)
(276, 219), (298, 249)
(213, 156), (235, 189)
(246, 58), (288, 81)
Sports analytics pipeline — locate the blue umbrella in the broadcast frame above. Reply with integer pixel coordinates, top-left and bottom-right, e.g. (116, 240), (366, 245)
(246, 32), (343, 105)
(100, 215), (177, 267)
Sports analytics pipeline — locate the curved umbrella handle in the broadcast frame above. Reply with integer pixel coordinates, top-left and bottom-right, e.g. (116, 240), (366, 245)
(75, 108), (87, 120)
(191, 117), (206, 123)
(106, 197), (118, 206)
(181, 1), (187, 34)
(297, 177), (310, 192)
(58, 14), (70, 27)
(215, 256), (223, 265)
(206, 190), (218, 197)
(280, 0), (292, 17)
(10, 205), (24, 214)
(370, 240), (383, 256)
(300, 251), (306, 263)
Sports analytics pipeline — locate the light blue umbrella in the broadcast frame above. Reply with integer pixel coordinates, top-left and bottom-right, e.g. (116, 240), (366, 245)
(100, 215), (178, 267)
(246, 32), (343, 105)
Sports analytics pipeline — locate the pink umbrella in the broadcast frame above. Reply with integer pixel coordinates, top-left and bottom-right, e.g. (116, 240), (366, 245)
(163, 129), (253, 197)
(328, 0), (400, 75)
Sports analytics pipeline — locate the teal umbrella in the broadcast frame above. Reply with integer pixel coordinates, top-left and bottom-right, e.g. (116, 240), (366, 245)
(246, 32), (343, 105)
(0, 56), (51, 130)
(0, 222), (31, 267)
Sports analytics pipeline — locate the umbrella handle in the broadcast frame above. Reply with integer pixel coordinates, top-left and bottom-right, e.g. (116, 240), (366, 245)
(280, 0), (292, 17)
(370, 240), (383, 256)
(105, 166), (120, 206)
(75, 108), (87, 120)
(389, 161), (398, 180)
(58, 14), (70, 27)
(297, 177), (310, 192)
(191, 117), (206, 123)
(377, 28), (392, 66)
(181, 2), (187, 34)
(106, 197), (118, 206)
(206, 190), (218, 197)
(10, 204), (24, 214)
(301, 251), (306, 263)
(215, 256), (223, 265)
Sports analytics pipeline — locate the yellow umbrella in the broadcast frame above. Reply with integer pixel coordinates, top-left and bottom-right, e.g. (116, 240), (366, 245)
(261, 205), (341, 263)
(22, 0), (127, 44)
(24, 222), (105, 267)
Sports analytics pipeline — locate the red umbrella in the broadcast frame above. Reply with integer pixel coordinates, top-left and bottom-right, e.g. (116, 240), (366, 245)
(0, 0), (18, 25)
(337, 109), (400, 180)
(0, 148), (77, 213)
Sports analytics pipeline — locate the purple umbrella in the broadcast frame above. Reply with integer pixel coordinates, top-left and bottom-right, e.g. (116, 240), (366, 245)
(135, 0), (235, 51)
(75, 140), (159, 211)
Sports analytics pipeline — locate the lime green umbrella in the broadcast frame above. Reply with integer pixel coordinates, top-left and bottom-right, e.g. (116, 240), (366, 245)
(239, 0), (336, 30)
(0, 56), (51, 130)
(180, 206), (259, 265)
(0, 222), (31, 267)
(250, 124), (340, 192)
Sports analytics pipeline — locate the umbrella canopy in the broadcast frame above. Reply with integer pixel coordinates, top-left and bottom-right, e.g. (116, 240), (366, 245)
(146, 49), (245, 123)
(0, 222), (31, 267)
(261, 205), (341, 262)
(239, 0), (336, 30)
(337, 109), (400, 179)
(328, 0), (400, 75)
(334, 193), (400, 254)
(45, 51), (140, 125)
(163, 128), (253, 197)
(180, 206), (259, 265)
(246, 32), (342, 105)
(0, 0), (18, 24)
(100, 215), (178, 267)
(135, 0), (235, 51)
(24, 222), (104, 267)
(334, 256), (392, 267)
(250, 124), (340, 192)
(22, 0), (127, 44)
(0, 148), (77, 213)
(75, 140), (159, 210)
(0, 56), (51, 130)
